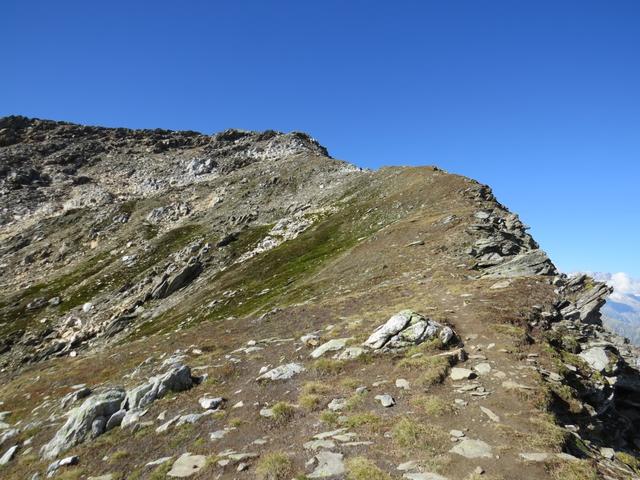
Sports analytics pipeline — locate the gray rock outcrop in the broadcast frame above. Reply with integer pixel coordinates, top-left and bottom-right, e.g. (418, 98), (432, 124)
(363, 310), (456, 350)
(41, 389), (125, 459)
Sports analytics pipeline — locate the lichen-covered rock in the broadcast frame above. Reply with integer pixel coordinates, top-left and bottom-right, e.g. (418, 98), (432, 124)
(41, 389), (125, 459)
(124, 364), (194, 410)
(363, 310), (456, 350)
(256, 363), (305, 381)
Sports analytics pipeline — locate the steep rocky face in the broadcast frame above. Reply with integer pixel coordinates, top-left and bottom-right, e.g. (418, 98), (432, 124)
(0, 117), (639, 480)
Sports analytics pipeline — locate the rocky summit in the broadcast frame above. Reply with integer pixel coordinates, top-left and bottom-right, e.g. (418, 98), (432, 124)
(0, 116), (638, 480)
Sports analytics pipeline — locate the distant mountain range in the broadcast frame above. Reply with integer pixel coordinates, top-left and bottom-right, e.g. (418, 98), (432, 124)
(590, 272), (640, 345)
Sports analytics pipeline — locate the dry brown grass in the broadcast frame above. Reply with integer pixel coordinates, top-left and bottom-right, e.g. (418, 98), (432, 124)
(255, 452), (294, 480)
(345, 457), (392, 480)
(391, 416), (447, 454)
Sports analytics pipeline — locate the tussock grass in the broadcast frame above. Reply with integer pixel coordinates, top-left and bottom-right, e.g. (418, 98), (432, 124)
(312, 358), (346, 375)
(547, 459), (599, 480)
(392, 416), (447, 453)
(398, 353), (451, 386)
(528, 414), (569, 451)
(149, 462), (172, 480)
(320, 410), (340, 426)
(411, 394), (453, 416)
(299, 381), (331, 411)
(270, 401), (296, 424)
(344, 412), (383, 432)
(616, 451), (640, 474)
(299, 393), (324, 411)
(256, 452), (294, 480)
(345, 457), (392, 480)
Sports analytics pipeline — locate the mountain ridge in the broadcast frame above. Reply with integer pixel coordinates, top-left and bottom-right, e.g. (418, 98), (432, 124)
(0, 117), (639, 480)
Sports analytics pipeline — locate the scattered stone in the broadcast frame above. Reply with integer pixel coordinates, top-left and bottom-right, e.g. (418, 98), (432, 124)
(198, 396), (224, 410)
(210, 428), (235, 441)
(600, 447), (615, 459)
(449, 439), (493, 458)
(260, 407), (275, 418)
(479, 406), (500, 422)
(502, 380), (533, 391)
(474, 363), (492, 375)
(310, 338), (350, 358)
(519, 452), (550, 462)
(256, 363), (305, 381)
(375, 394), (396, 407)
(397, 460), (420, 471)
(335, 347), (365, 360)
(308, 450), (345, 478)
(328, 398), (347, 411)
(450, 430), (465, 438)
(396, 378), (410, 390)
(405, 240), (425, 247)
(403, 473), (449, 480)
(46, 455), (79, 477)
(450, 368), (475, 381)
(167, 453), (207, 477)
(0, 445), (18, 465)
(301, 334), (320, 346)
(490, 279), (512, 289)
(304, 439), (336, 450)
(146, 456), (173, 467)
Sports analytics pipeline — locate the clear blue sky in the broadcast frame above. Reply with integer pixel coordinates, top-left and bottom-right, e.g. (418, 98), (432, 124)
(2, 1), (639, 276)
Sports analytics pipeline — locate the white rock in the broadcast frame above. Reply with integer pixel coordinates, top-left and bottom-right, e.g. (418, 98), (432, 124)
(198, 397), (224, 410)
(328, 398), (347, 411)
(519, 452), (550, 462)
(449, 368), (475, 381)
(479, 406), (500, 422)
(310, 338), (350, 359)
(304, 439), (336, 450)
(375, 394), (396, 407)
(256, 363), (305, 381)
(449, 439), (493, 458)
(167, 453), (207, 477)
(0, 445), (18, 465)
(395, 378), (410, 390)
(363, 311), (413, 349)
(335, 347), (365, 360)
(579, 347), (611, 372)
(474, 363), (492, 375)
(146, 456), (173, 467)
(308, 451), (345, 478)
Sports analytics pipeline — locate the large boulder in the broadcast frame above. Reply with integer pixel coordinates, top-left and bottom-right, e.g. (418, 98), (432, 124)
(363, 310), (455, 350)
(125, 364), (194, 410)
(41, 389), (125, 459)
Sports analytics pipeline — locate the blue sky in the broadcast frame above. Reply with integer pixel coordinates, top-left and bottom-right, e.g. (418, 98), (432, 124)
(2, 1), (639, 276)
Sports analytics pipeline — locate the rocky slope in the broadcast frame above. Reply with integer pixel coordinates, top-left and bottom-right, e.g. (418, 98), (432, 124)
(0, 116), (638, 480)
